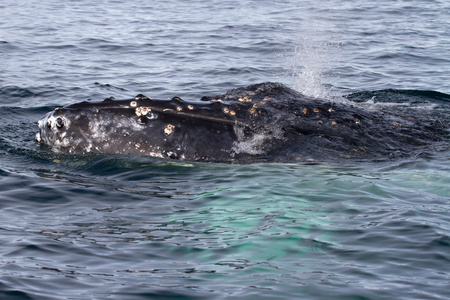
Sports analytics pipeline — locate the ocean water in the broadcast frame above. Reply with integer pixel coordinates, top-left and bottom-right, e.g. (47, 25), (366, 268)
(1, 0), (450, 299)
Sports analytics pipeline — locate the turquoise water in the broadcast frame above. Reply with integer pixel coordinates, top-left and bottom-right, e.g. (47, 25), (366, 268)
(1, 158), (449, 299)
(1, 0), (449, 299)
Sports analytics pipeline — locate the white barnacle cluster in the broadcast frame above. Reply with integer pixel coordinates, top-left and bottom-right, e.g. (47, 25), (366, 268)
(238, 96), (252, 103)
(175, 103), (194, 111)
(135, 106), (152, 117)
(222, 108), (236, 116)
(130, 99), (153, 117)
(164, 124), (174, 135)
(245, 97), (273, 115)
(259, 97), (271, 105)
(297, 104), (341, 127)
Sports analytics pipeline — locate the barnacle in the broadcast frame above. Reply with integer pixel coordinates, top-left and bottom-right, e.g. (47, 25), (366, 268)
(135, 107), (142, 117)
(164, 124), (174, 135)
(239, 97), (252, 102)
(141, 107), (151, 116)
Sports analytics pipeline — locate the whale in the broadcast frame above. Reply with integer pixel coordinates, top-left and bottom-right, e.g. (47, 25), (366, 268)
(36, 82), (447, 163)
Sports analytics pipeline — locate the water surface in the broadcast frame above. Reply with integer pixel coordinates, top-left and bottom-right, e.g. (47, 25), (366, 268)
(1, 0), (449, 299)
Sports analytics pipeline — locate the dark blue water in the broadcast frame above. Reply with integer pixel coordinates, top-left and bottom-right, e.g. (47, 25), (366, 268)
(1, 0), (449, 299)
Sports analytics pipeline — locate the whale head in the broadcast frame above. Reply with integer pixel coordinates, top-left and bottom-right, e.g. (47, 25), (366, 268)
(36, 95), (245, 161)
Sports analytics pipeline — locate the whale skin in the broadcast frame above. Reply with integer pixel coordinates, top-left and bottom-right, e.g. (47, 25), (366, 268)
(36, 82), (448, 163)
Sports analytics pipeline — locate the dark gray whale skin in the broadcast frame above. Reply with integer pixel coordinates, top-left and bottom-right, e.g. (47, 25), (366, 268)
(36, 82), (447, 163)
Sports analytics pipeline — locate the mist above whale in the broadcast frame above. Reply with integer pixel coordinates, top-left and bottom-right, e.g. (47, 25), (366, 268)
(36, 82), (448, 163)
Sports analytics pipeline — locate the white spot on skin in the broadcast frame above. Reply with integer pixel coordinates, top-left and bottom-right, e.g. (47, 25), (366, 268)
(38, 107), (168, 158)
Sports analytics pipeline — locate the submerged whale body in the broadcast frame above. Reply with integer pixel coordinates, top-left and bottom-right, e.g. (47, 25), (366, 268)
(36, 82), (448, 163)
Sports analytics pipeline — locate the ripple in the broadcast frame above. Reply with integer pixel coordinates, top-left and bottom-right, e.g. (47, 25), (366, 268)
(1, 0), (450, 299)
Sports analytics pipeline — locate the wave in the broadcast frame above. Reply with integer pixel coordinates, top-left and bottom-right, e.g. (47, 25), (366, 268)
(0, 84), (127, 107)
(344, 89), (450, 104)
(0, 85), (78, 105)
(0, 86), (37, 99)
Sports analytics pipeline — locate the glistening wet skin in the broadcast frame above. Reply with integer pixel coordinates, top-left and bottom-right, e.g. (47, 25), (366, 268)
(36, 82), (449, 163)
